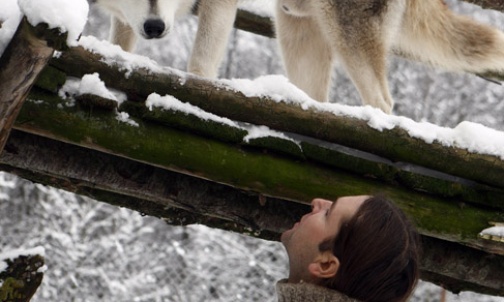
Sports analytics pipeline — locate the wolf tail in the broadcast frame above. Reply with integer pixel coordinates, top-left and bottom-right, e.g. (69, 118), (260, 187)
(395, 1), (504, 76)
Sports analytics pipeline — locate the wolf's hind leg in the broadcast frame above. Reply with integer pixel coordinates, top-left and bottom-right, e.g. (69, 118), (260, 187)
(337, 43), (394, 114)
(275, 4), (333, 102)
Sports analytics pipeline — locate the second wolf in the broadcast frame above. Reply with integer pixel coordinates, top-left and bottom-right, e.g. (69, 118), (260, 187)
(276, 0), (504, 113)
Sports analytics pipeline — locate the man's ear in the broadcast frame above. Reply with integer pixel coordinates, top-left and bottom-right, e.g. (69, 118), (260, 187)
(308, 251), (340, 279)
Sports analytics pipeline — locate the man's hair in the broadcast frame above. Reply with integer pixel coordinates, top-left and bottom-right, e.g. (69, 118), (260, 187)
(318, 195), (420, 302)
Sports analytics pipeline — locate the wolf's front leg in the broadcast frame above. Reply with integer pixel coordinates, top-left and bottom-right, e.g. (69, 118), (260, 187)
(188, 0), (238, 78)
(275, 4), (333, 102)
(110, 16), (137, 52)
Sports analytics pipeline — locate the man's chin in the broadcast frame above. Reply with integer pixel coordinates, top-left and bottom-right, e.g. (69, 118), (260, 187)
(280, 229), (292, 245)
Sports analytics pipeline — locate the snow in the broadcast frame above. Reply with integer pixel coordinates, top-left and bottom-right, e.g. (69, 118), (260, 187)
(79, 73), (118, 101)
(480, 225), (504, 240)
(0, 0), (87, 56)
(243, 125), (299, 146)
(78, 36), (184, 78)
(0, 246), (45, 262)
(116, 111), (139, 127)
(220, 75), (313, 104)
(58, 73), (137, 126)
(0, 0), (22, 56)
(146, 93), (238, 128)
(146, 93), (301, 145)
(0, 246), (46, 274)
(221, 75), (504, 159)
(18, 0), (88, 47)
(59, 73), (126, 104)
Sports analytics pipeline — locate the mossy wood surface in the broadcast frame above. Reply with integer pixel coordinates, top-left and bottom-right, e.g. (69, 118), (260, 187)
(2, 129), (504, 297)
(16, 81), (504, 256)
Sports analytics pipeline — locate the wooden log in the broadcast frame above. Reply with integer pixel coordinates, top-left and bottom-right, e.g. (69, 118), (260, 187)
(234, 8), (274, 38)
(49, 46), (504, 190)
(0, 18), (67, 153)
(2, 129), (504, 297)
(13, 88), (504, 256)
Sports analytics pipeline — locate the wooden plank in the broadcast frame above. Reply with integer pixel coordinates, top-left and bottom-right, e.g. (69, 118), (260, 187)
(0, 18), (67, 153)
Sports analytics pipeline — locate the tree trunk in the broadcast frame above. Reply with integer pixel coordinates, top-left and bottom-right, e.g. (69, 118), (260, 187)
(0, 17), (66, 153)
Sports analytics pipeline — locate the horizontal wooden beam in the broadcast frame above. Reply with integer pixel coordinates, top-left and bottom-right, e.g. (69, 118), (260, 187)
(2, 129), (504, 296)
(15, 87), (504, 255)
(49, 46), (504, 191)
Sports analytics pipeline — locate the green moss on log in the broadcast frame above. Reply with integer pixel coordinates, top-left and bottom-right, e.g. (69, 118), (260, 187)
(34, 66), (66, 93)
(19, 88), (504, 251)
(244, 136), (305, 159)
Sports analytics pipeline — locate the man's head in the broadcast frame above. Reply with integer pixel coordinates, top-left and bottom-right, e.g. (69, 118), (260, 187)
(281, 195), (420, 302)
(281, 195), (368, 283)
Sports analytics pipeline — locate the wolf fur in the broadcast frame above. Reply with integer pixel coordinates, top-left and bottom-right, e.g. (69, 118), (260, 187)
(91, 0), (238, 78)
(275, 0), (504, 113)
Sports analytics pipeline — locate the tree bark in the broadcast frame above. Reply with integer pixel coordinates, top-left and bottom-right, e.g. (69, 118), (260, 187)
(0, 18), (65, 153)
(0, 20), (53, 151)
(0, 252), (45, 302)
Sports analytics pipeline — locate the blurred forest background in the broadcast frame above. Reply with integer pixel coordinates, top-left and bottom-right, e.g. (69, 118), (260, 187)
(2, 0), (504, 301)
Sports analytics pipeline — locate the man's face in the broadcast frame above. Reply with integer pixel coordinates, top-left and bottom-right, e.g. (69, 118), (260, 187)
(281, 195), (369, 283)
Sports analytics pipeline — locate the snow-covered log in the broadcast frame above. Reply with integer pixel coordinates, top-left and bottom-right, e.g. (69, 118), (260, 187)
(49, 45), (504, 192)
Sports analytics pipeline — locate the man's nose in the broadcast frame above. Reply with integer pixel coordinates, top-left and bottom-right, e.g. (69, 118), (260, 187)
(311, 198), (330, 212)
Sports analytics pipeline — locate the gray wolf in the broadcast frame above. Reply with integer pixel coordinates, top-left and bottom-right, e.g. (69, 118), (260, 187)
(91, 0), (238, 78)
(275, 0), (504, 113)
